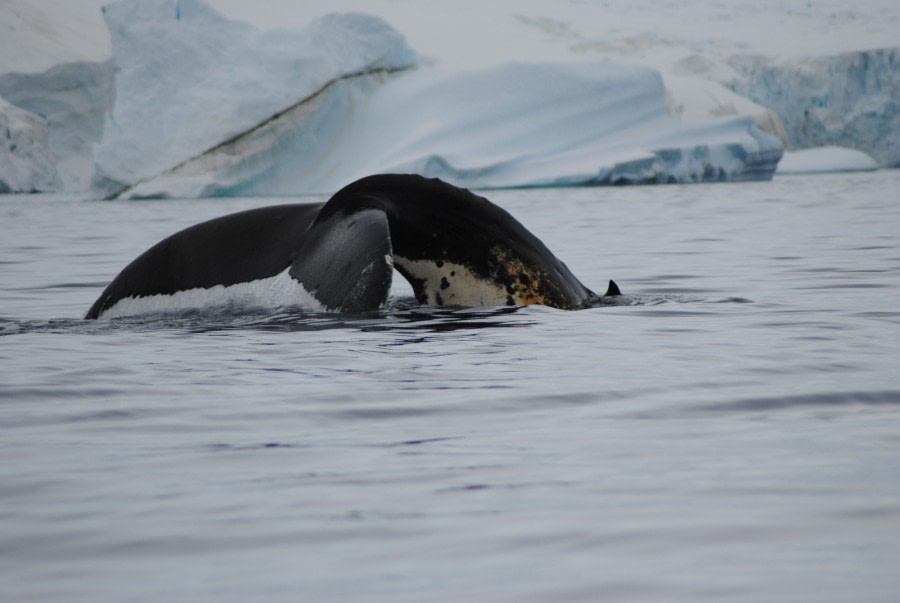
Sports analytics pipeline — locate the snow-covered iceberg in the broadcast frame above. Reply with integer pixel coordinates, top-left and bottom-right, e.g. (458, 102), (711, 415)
(94, 0), (417, 198)
(126, 60), (782, 197)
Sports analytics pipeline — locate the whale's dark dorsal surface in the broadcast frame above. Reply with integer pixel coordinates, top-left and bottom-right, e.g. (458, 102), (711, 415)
(86, 174), (618, 319)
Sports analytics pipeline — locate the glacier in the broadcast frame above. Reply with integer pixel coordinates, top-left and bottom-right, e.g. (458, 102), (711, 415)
(729, 49), (899, 168)
(0, 0), (896, 196)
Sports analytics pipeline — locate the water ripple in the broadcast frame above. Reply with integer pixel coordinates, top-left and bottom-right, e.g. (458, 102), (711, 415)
(689, 390), (900, 413)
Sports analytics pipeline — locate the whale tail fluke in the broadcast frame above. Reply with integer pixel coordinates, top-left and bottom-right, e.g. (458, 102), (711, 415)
(290, 207), (393, 312)
(86, 174), (619, 318)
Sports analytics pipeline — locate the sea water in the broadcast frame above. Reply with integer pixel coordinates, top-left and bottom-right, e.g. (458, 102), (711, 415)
(1, 172), (899, 602)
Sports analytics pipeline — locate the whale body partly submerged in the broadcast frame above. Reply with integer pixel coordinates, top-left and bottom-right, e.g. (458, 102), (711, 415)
(86, 174), (620, 319)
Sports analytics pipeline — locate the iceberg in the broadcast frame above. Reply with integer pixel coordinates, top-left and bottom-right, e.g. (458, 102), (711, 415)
(126, 61), (783, 197)
(94, 0), (417, 198)
(92, 0), (781, 198)
(2, 0), (895, 196)
(0, 0), (114, 193)
(0, 96), (61, 193)
(728, 49), (899, 168)
(0, 61), (115, 192)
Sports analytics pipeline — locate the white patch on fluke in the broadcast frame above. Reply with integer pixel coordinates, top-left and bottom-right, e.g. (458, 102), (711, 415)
(99, 267), (328, 318)
(394, 255), (510, 307)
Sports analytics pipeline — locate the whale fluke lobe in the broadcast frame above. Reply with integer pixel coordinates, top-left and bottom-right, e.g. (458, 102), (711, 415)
(325, 174), (597, 310)
(84, 203), (321, 319)
(86, 174), (619, 319)
(289, 207), (393, 313)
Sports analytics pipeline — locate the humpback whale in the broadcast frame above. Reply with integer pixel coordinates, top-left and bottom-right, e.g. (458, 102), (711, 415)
(85, 174), (620, 319)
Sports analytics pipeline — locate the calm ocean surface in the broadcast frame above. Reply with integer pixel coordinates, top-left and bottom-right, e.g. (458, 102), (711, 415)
(2, 172), (899, 602)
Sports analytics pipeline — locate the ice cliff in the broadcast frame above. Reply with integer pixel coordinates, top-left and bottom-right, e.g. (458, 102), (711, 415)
(0, 96), (60, 193)
(0, 61), (115, 192)
(729, 49), (899, 168)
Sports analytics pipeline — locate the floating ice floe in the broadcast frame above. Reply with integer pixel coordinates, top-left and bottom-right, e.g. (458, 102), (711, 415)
(778, 146), (880, 174)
